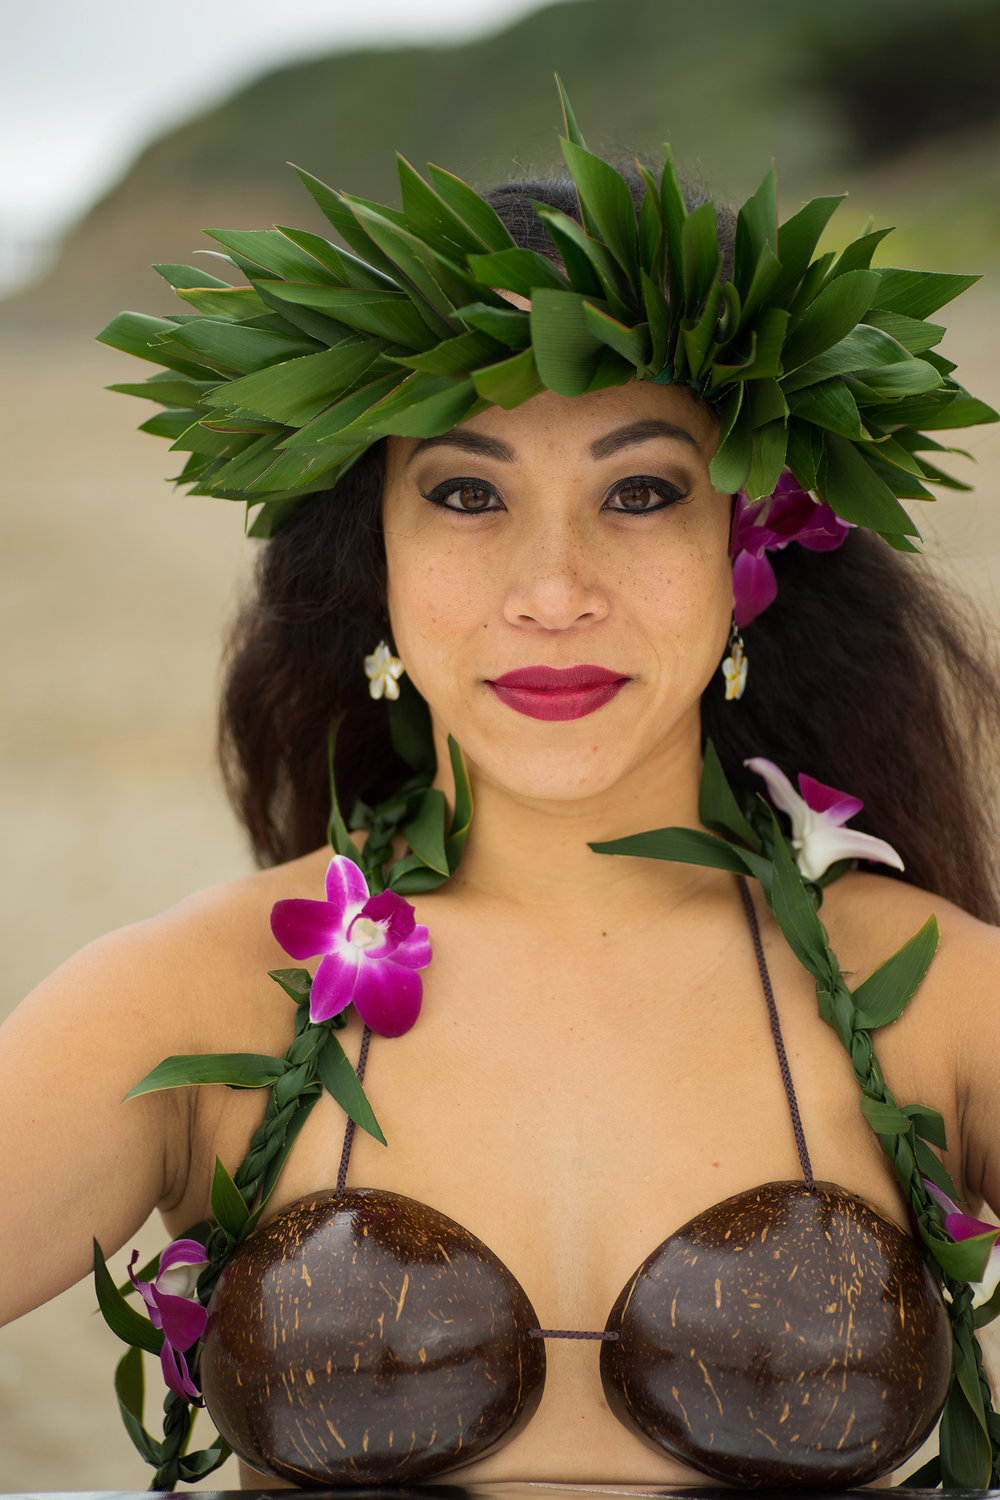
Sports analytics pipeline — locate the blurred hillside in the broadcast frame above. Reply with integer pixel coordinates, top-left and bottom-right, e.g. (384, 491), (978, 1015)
(4, 0), (1000, 337)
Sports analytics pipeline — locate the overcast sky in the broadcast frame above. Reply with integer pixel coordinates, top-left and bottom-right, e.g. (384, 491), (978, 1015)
(1, 0), (566, 293)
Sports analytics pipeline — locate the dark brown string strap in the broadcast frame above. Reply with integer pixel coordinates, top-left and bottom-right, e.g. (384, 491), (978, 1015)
(737, 875), (814, 1189)
(529, 1328), (619, 1341)
(335, 1024), (372, 1198)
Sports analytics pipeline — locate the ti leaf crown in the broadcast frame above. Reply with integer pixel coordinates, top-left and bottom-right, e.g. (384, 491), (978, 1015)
(99, 80), (997, 541)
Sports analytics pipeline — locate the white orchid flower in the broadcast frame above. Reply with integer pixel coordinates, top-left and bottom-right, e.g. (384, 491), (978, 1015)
(745, 757), (905, 882)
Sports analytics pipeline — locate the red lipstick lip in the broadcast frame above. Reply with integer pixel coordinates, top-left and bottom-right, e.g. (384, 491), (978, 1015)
(486, 665), (630, 721)
(490, 665), (627, 690)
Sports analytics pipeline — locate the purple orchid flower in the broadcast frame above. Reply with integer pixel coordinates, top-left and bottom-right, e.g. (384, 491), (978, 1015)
(270, 855), (432, 1037)
(924, 1180), (1000, 1257)
(129, 1238), (208, 1401)
(745, 757), (905, 882)
(731, 471), (852, 627)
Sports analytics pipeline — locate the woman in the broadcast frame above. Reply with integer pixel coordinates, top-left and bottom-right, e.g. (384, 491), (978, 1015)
(3, 91), (1000, 1491)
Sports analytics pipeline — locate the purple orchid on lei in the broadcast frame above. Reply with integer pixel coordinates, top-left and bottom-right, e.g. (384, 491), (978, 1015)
(128, 1239), (208, 1400)
(746, 757), (905, 882)
(925, 1180), (1000, 1267)
(270, 854), (432, 1036)
(731, 471), (852, 627)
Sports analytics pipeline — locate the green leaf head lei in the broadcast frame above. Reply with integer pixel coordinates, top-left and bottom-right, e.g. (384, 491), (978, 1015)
(99, 77), (996, 543)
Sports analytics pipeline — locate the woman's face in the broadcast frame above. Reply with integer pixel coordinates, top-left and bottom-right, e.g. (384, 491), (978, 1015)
(382, 380), (733, 809)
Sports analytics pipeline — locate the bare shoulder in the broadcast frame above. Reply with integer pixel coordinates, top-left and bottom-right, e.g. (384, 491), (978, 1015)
(818, 872), (1000, 1205)
(11, 845), (331, 1056)
(818, 870), (1000, 993)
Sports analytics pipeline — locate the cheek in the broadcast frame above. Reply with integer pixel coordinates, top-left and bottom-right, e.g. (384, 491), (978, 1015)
(384, 537), (482, 689)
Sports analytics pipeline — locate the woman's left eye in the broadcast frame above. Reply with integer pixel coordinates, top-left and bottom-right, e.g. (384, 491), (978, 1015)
(603, 476), (689, 514)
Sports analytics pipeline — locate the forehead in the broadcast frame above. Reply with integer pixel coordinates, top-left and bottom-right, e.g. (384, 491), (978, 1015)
(387, 380), (720, 473)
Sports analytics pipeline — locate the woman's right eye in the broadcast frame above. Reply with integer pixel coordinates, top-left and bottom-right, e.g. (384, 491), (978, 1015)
(422, 479), (503, 514)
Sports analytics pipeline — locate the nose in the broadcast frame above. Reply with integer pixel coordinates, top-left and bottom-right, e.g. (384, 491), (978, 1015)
(501, 513), (611, 630)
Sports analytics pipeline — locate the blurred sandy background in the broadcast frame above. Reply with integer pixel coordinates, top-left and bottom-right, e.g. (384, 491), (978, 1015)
(3, 0), (1000, 1489)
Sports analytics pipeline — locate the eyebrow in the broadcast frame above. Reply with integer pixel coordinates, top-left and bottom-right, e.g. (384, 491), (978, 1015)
(405, 415), (701, 467)
(589, 419), (701, 458)
(407, 431), (517, 465)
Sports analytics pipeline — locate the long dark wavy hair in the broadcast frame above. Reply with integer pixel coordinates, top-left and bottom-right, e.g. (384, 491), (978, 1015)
(220, 170), (1000, 923)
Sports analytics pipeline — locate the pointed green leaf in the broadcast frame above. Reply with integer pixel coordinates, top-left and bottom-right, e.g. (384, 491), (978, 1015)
(155, 262), (231, 291)
(262, 283), (434, 347)
(124, 1053), (288, 1098)
(744, 417), (788, 499)
(315, 1032), (386, 1144)
(202, 341), (379, 425)
(168, 321), (318, 376)
(851, 359), (942, 399)
(467, 248), (570, 297)
(473, 347), (545, 409)
(175, 285), (270, 321)
(535, 207), (631, 315)
(97, 312), (217, 379)
(426, 164), (516, 253)
(764, 812), (831, 976)
(874, 268), (980, 319)
(454, 301), (530, 348)
(820, 434), (919, 535)
(113, 1346), (164, 1466)
(865, 309), (946, 354)
(698, 741), (762, 850)
(774, 195), (845, 295)
(397, 156), (493, 256)
(327, 718), (355, 857)
(269, 967), (313, 1004)
(710, 403), (752, 493)
(211, 1156), (251, 1239)
(93, 1241), (163, 1355)
(851, 916), (939, 1029)
(394, 329), (502, 377)
(555, 75), (587, 149)
(782, 270), (880, 372)
(787, 379), (865, 440)
(530, 289), (603, 396)
(827, 227), (893, 277)
(734, 168), (778, 300)
(401, 788), (449, 875)
(445, 735), (473, 872)
(590, 827), (762, 880)
(206, 228), (340, 286)
(859, 1094), (910, 1135)
(583, 303), (649, 366)
(562, 141), (639, 283)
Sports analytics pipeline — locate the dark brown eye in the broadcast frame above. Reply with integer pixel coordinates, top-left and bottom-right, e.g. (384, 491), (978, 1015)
(604, 476), (688, 514)
(614, 481), (658, 511)
(423, 478), (503, 514)
(449, 483), (494, 512)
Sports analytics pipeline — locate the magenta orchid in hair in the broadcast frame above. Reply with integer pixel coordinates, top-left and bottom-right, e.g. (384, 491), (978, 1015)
(745, 757), (905, 882)
(731, 471), (851, 626)
(128, 1239), (208, 1400)
(270, 855), (431, 1036)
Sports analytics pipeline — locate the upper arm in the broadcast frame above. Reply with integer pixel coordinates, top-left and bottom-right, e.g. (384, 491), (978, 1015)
(0, 921), (196, 1324)
(939, 915), (1000, 1217)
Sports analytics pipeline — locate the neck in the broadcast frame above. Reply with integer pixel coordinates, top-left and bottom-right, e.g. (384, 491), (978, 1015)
(435, 725), (717, 918)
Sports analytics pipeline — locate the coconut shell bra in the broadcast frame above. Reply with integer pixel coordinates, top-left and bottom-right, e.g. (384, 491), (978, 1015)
(199, 883), (951, 1490)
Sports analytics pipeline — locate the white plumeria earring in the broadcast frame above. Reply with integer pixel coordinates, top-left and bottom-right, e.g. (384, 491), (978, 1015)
(721, 620), (748, 702)
(364, 640), (405, 701)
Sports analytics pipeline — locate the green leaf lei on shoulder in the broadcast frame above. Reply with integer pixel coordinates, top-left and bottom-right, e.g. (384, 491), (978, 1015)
(594, 743), (1000, 1491)
(93, 687), (470, 1489)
